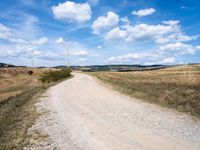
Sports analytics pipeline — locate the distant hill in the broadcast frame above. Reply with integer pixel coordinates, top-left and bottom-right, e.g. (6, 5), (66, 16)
(0, 63), (15, 68)
(55, 64), (168, 72)
(2, 62), (199, 71)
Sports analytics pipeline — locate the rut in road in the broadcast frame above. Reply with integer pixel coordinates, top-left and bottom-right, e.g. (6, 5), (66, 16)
(25, 73), (200, 150)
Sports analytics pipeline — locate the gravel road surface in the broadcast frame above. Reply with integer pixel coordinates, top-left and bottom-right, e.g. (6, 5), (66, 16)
(25, 73), (200, 150)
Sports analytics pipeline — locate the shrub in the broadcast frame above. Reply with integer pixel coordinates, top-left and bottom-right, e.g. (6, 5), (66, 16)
(27, 70), (34, 75)
(40, 68), (71, 83)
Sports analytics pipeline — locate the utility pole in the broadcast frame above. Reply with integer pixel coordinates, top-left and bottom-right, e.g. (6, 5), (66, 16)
(57, 37), (70, 69)
(64, 40), (70, 69)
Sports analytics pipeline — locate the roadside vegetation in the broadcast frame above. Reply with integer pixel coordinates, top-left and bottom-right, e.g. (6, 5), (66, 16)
(0, 67), (71, 149)
(91, 65), (200, 117)
(40, 68), (71, 83)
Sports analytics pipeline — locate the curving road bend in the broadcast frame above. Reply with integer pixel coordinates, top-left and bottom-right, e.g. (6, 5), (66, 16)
(26, 73), (200, 150)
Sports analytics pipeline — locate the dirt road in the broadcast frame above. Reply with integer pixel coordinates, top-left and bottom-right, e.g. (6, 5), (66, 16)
(25, 73), (200, 150)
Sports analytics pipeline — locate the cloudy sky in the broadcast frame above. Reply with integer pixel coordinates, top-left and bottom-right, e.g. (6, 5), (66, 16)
(0, 0), (200, 66)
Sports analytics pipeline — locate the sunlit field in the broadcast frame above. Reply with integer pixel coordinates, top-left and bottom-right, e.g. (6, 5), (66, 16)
(0, 67), (71, 149)
(92, 65), (200, 117)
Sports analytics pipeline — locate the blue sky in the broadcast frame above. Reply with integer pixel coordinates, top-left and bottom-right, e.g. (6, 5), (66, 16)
(0, 0), (200, 66)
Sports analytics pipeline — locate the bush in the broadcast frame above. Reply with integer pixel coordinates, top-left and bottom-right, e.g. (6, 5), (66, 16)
(27, 70), (34, 75)
(40, 68), (71, 83)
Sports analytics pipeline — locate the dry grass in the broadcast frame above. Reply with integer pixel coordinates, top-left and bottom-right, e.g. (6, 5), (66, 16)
(0, 67), (59, 150)
(0, 74), (40, 102)
(0, 67), (72, 149)
(0, 67), (59, 102)
(92, 65), (200, 117)
(0, 87), (45, 150)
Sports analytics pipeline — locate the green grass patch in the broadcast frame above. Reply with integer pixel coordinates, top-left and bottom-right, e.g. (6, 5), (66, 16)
(40, 68), (71, 83)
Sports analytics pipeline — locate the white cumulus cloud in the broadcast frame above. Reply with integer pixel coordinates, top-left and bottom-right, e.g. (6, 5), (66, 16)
(167, 33), (199, 42)
(160, 42), (197, 54)
(0, 23), (12, 40)
(32, 37), (48, 45)
(78, 58), (87, 62)
(56, 37), (65, 44)
(162, 20), (180, 26)
(105, 19), (199, 44)
(155, 38), (170, 44)
(92, 11), (119, 34)
(132, 8), (156, 17)
(107, 53), (143, 64)
(196, 46), (200, 49)
(106, 23), (176, 42)
(161, 57), (176, 64)
(97, 45), (102, 49)
(105, 27), (128, 40)
(52, 1), (92, 23)
(71, 50), (88, 56)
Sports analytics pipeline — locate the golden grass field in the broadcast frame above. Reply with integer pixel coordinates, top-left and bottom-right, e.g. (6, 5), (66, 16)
(0, 69), (39, 102)
(0, 67), (66, 149)
(92, 65), (200, 117)
(0, 67), (71, 150)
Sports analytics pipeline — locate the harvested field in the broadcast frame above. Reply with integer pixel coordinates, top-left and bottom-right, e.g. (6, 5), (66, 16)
(91, 65), (200, 117)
